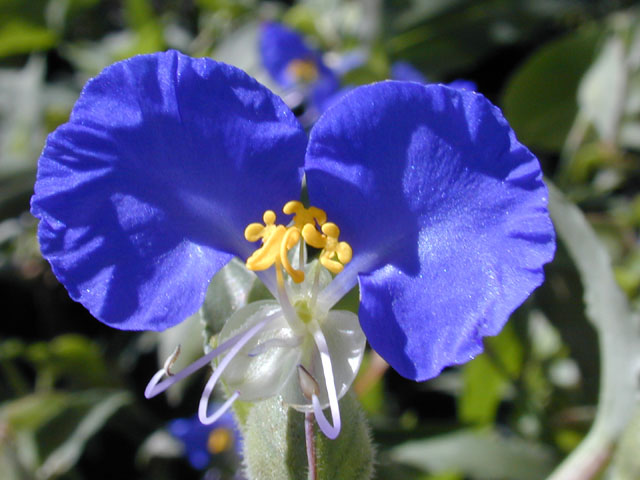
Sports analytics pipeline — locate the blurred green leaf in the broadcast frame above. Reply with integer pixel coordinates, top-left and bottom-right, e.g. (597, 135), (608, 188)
(503, 25), (601, 151)
(37, 391), (131, 478)
(609, 406), (640, 479)
(0, 20), (57, 57)
(545, 184), (640, 478)
(201, 258), (266, 337)
(390, 428), (556, 480)
(1, 392), (69, 431)
(578, 34), (626, 143)
(459, 323), (522, 425)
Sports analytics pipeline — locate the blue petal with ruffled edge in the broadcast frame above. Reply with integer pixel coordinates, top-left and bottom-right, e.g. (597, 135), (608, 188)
(305, 81), (555, 381)
(31, 50), (306, 332)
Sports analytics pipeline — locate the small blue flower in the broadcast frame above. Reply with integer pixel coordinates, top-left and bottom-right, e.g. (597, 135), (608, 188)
(391, 60), (478, 92)
(259, 21), (341, 113)
(31, 50), (554, 437)
(169, 409), (240, 470)
(391, 61), (430, 84)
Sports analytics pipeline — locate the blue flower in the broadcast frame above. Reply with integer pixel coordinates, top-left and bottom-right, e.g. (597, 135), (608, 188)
(169, 409), (240, 470)
(259, 21), (341, 114)
(31, 50), (554, 437)
(391, 61), (430, 84)
(391, 60), (478, 92)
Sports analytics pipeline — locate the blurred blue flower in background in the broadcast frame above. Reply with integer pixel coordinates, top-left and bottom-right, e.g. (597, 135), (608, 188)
(31, 50), (554, 438)
(391, 60), (478, 92)
(169, 408), (241, 470)
(391, 61), (430, 84)
(259, 21), (341, 114)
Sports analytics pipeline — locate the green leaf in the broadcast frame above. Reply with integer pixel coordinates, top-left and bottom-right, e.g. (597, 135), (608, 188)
(390, 428), (556, 480)
(201, 258), (267, 337)
(609, 406), (640, 479)
(545, 184), (640, 478)
(0, 20), (57, 57)
(503, 25), (601, 151)
(458, 323), (522, 425)
(578, 35), (626, 143)
(1, 392), (69, 432)
(242, 393), (374, 480)
(37, 391), (131, 478)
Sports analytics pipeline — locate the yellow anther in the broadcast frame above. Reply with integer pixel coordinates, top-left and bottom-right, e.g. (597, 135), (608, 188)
(246, 224), (288, 272)
(283, 201), (327, 230)
(245, 209), (305, 283)
(208, 427), (234, 454)
(301, 222), (353, 274)
(286, 59), (318, 83)
(244, 210), (277, 242)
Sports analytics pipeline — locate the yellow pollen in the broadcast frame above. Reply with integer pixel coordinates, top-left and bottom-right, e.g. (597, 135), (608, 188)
(286, 59), (318, 83)
(207, 427), (234, 454)
(245, 202), (353, 280)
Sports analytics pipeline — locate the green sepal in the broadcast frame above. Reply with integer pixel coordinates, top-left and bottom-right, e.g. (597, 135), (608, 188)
(241, 392), (374, 480)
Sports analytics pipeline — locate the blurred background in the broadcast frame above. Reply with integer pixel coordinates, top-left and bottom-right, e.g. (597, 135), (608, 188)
(1, 0), (640, 479)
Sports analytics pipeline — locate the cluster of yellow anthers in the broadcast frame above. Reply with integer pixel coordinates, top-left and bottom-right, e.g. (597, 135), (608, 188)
(244, 200), (352, 284)
(286, 58), (319, 83)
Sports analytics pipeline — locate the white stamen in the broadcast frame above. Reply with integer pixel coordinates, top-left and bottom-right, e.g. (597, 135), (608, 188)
(145, 310), (278, 399)
(276, 263), (305, 332)
(309, 262), (322, 312)
(198, 312), (277, 424)
(310, 324), (341, 439)
(199, 391), (239, 426)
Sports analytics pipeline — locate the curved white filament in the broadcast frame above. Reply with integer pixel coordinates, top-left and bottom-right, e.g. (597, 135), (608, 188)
(198, 312), (277, 424)
(310, 324), (341, 439)
(199, 391), (240, 426)
(145, 310), (279, 400)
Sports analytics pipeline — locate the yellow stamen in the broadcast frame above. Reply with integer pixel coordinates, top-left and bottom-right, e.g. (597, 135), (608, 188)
(302, 222), (352, 274)
(283, 200), (326, 230)
(280, 227), (304, 283)
(245, 202), (353, 280)
(286, 59), (318, 83)
(207, 427), (234, 454)
(245, 210), (304, 283)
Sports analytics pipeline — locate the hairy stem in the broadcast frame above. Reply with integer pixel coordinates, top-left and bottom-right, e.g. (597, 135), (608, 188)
(305, 411), (317, 480)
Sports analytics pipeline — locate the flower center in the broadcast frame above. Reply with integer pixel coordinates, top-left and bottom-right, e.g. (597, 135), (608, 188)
(294, 298), (313, 324)
(244, 200), (352, 289)
(286, 59), (319, 83)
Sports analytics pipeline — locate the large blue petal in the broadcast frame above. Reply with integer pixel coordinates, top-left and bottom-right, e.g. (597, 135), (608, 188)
(31, 51), (306, 331)
(305, 81), (555, 381)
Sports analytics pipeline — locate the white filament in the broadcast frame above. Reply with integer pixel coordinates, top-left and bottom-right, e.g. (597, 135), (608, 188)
(310, 324), (341, 439)
(198, 312), (278, 424)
